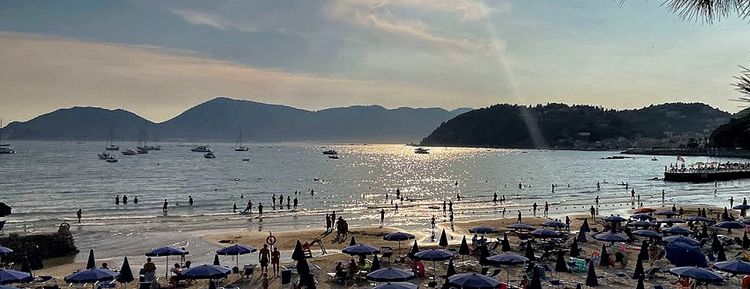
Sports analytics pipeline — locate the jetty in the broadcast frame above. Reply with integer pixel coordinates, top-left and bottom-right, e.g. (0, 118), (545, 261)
(0, 223), (78, 263)
(664, 162), (750, 182)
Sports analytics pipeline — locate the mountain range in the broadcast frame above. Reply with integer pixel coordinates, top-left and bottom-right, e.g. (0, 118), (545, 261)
(0, 97), (471, 143)
(420, 103), (731, 149)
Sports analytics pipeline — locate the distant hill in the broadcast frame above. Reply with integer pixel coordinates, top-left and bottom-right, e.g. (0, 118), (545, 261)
(1, 97), (470, 143)
(420, 103), (730, 149)
(710, 107), (750, 148)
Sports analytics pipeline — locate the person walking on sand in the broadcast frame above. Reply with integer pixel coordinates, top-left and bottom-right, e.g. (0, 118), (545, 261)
(380, 209), (385, 226)
(259, 244), (270, 275)
(76, 209), (82, 223)
(188, 196), (193, 206)
(271, 247), (280, 276)
(123, 195), (128, 204)
(431, 215), (436, 229)
(517, 210), (522, 223)
(162, 199), (168, 213)
(326, 214), (331, 232)
(493, 192), (498, 203)
(544, 202), (549, 217)
(589, 206), (596, 218)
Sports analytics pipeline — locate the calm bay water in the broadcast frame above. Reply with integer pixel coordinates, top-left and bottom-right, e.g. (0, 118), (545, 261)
(0, 141), (747, 262)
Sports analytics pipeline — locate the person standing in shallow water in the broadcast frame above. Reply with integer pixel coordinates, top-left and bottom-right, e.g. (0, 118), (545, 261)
(293, 197), (298, 210)
(123, 195), (128, 204)
(76, 209), (82, 223)
(115, 195), (120, 205)
(258, 203), (263, 215)
(163, 199), (168, 213)
(133, 196), (138, 204)
(589, 206), (596, 218)
(379, 209), (385, 226)
(188, 196), (193, 206)
(532, 203), (538, 216)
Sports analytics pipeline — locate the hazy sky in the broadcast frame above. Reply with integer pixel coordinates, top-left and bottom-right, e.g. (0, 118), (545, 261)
(1, 0), (749, 123)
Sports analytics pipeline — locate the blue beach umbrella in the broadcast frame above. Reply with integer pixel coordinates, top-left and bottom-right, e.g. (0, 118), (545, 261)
(632, 230), (662, 239)
(64, 268), (119, 284)
(662, 226), (692, 235)
(447, 273), (501, 289)
(343, 244), (380, 256)
(180, 265), (231, 280)
(0, 269), (32, 285)
(685, 216), (712, 223)
(145, 246), (188, 278)
(0, 285), (19, 289)
(715, 221), (745, 230)
(603, 215), (627, 223)
(530, 228), (562, 238)
(216, 244), (256, 269)
(469, 226), (497, 234)
(658, 218), (685, 224)
(669, 267), (723, 282)
(373, 282), (418, 289)
(414, 249), (454, 261)
(507, 223), (534, 230)
(630, 214), (655, 221)
(655, 210), (679, 217)
(384, 232), (415, 252)
(714, 260), (750, 274)
(593, 232), (629, 242)
(628, 221), (657, 228)
(542, 220), (566, 228)
(366, 268), (415, 282)
(0, 246), (13, 256)
(734, 204), (750, 210)
(663, 235), (700, 246)
(665, 242), (706, 267)
(486, 253), (529, 283)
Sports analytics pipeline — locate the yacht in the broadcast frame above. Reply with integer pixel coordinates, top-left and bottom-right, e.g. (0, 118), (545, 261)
(0, 119), (15, 154)
(122, 149), (137, 156)
(105, 144), (120, 151)
(414, 148), (430, 154)
(136, 147), (149, 154)
(105, 127), (119, 150)
(234, 130), (249, 151)
(204, 152), (216, 159)
(191, 145), (211, 153)
(322, 149), (338, 155)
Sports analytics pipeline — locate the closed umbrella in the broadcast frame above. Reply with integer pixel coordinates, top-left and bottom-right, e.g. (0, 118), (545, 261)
(439, 230), (448, 248)
(716, 245), (727, 262)
(0, 269), (32, 285)
(469, 226), (497, 234)
(296, 257), (313, 287)
(524, 242), (535, 261)
(632, 257), (644, 279)
(570, 239), (580, 258)
(0, 203), (11, 217)
(370, 255), (381, 272)
(576, 229), (587, 243)
(458, 236), (470, 255)
(383, 232), (415, 252)
(446, 259), (456, 278)
(216, 244), (257, 269)
(373, 282), (418, 289)
(181, 265), (231, 280)
(669, 267), (723, 282)
(598, 245), (609, 267)
(447, 273), (501, 289)
(64, 268), (119, 284)
(292, 240), (306, 261)
(529, 266), (542, 289)
(662, 226), (692, 235)
(212, 254), (220, 266)
(342, 244), (380, 256)
(585, 261), (598, 287)
(408, 240), (419, 259)
(580, 219), (590, 233)
(366, 268), (415, 282)
(85, 249), (96, 270)
(145, 246), (188, 278)
(117, 257), (134, 284)
(554, 251), (568, 272)
(635, 275), (645, 289)
(500, 234), (511, 252)
(349, 236), (357, 247)
(714, 260), (750, 274)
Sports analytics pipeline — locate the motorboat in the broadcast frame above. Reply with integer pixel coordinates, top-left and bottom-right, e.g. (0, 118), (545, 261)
(191, 145), (211, 153)
(322, 149), (337, 155)
(136, 147), (148, 154)
(414, 148), (430, 154)
(0, 119), (14, 154)
(98, 152), (114, 160)
(328, 155), (339, 159)
(242, 158), (250, 162)
(105, 144), (120, 151)
(139, 145), (161, 151)
(122, 149), (137, 156)
(106, 158), (118, 163)
(204, 152), (216, 159)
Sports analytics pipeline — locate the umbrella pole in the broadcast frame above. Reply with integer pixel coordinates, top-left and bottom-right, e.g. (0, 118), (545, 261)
(507, 265), (510, 284)
(166, 256), (169, 278)
(236, 253), (240, 271)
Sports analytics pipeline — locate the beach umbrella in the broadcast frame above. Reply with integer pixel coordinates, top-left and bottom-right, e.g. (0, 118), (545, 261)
(0, 285), (18, 289)
(635, 275), (645, 289)
(530, 228), (562, 239)
(366, 268), (415, 282)
(742, 218), (750, 225)
(508, 223), (535, 231)
(181, 265), (230, 280)
(714, 260), (750, 274)
(630, 214), (655, 221)
(655, 210), (679, 217)
(343, 244), (380, 256)
(638, 241), (649, 261)
(542, 220), (566, 228)
(604, 215), (627, 223)
(216, 244), (257, 269)
(439, 229), (448, 247)
(478, 245), (490, 266)
(734, 204), (750, 210)
(599, 245), (609, 267)
(86, 249), (96, 270)
(0, 269), (33, 285)
(669, 267), (723, 282)
(529, 267), (542, 289)
(408, 240), (419, 258)
(632, 257), (644, 279)
(447, 273), (501, 289)
(349, 236), (357, 246)
(663, 235), (700, 246)
(593, 232), (629, 242)
(0, 246), (13, 256)
(292, 240), (306, 261)
(414, 249), (454, 261)
(666, 242), (707, 267)
(632, 230), (662, 239)
(145, 246), (188, 278)
(634, 208), (656, 214)
(715, 221), (745, 229)
(486, 252), (528, 283)
(585, 261), (599, 287)
(446, 259), (456, 278)
(685, 216), (712, 223)
(744, 232), (750, 250)
(64, 268), (119, 284)
(370, 255), (381, 272)
(373, 282), (418, 289)
(117, 257), (134, 284)
(469, 226), (497, 234)
(524, 242), (535, 261)
(570, 239), (580, 257)
(580, 219), (591, 233)
(628, 221), (656, 228)
(576, 229), (587, 243)
(717, 244), (727, 262)
(662, 226), (692, 235)
(212, 254), (220, 266)
(458, 236), (470, 255)
(554, 251), (568, 272)
(383, 232), (415, 252)
(501, 234), (511, 252)
(0, 203), (11, 217)
(658, 218), (685, 224)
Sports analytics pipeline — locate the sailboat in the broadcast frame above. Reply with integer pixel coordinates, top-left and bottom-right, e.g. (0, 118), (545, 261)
(105, 126), (119, 151)
(136, 123), (161, 151)
(234, 130), (249, 152)
(0, 118), (15, 154)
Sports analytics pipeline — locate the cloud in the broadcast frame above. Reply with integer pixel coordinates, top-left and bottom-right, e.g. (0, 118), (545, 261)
(0, 33), (489, 123)
(170, 9), (238, 31)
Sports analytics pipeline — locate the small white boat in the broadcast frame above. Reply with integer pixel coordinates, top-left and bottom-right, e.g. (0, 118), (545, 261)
(414, 148), (430, 154)
(0, 119), (15, 154)
(105, 144), (120, 151)
(191, 145), (211, 153)
(322, 149), (337, 155)
(204, 152), (216, 159)
(122, 149), (137, 156)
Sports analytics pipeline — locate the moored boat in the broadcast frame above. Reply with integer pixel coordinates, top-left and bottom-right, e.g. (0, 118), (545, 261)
(414, 148), (430, 154)
(204, 152), (216, 159)
(191, 145), (211, 153)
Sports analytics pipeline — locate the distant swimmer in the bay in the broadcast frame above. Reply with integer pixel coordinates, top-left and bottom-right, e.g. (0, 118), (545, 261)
(77, 209), (82, 223)
(115, 195), (120, 205)
(188, 196), (194, 206)
(134, 196), (139, 204)
(123, 195), (128, 204)
(233, 203), (237, 213)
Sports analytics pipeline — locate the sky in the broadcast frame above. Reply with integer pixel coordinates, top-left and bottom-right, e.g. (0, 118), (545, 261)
(1, 0), (750, 123)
